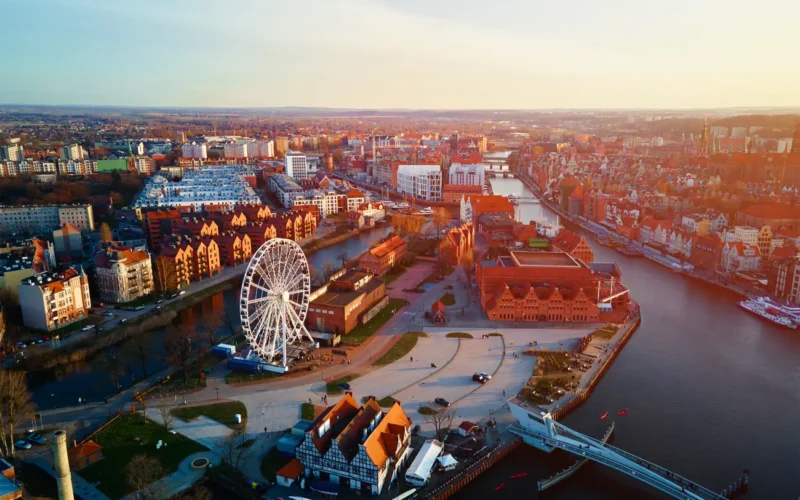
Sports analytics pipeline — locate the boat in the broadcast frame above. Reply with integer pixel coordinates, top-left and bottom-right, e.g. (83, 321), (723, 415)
(738, 299), (797, 329)
(494, 483), (505, 491)
(511, 473), (528, 479)
(751, 296), (800, 325)
(618, 409), (629, 416)
(417, 207), (433, 215)
(600, 411), (608, 420)
(615, 246), (643, 258)
(594, 235), (618, 248)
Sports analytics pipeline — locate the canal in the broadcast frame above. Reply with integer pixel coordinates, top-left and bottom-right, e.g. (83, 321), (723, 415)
(454, 178), (800, 498)
(28, 226), (393, 410)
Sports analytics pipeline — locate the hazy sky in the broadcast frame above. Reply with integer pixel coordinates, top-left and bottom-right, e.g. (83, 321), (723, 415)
(4, 0), (800, 109)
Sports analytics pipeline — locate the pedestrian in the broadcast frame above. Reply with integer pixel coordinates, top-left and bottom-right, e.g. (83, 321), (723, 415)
(264, 426), (267, 434)
(410, 356), (413, 362)
(502, 389), (506, 397)
(309, 397), (312, 404)
(262, 409), (265, 417)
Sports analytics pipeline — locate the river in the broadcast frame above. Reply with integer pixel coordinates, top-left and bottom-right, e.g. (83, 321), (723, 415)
(28, 226), (393, 410)
(456, 178), (800, 498)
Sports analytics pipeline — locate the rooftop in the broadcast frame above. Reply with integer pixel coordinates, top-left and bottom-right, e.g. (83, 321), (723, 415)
(508, 251), (581, 268)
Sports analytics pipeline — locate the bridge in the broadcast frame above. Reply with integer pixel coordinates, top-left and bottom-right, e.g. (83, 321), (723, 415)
(508, 412), (747, 500)
(538, 421), (615, 491)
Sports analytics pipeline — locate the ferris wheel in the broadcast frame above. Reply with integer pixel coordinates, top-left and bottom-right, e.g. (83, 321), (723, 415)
(240, 238), (314, 370)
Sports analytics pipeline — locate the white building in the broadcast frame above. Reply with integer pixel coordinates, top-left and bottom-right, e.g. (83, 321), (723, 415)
(291, 190), (342, 217)
(721, 242), (761, 273)
(449, 163), (485, 186)
(0, 142), (23, 162)
(224, 142), (248, 159)
(18, 266), (91, 331)
(245, 140), (275, 158)
(132, 166), (260, 211)
(729, 226), (759, 245)
(405, 439), (443, 487)
(268, 174), (304, 208)
(181, 142), (208, 159)
(397, 165), (442, 201)
(0, 204), (95, 236)
(134, 156), (155, 175)
(94, 247), (154, 303)
(285, 151), (309, 180)
(59, 143), (86, 161)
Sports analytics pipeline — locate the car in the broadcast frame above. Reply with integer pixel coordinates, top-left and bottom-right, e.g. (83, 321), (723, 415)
(154, 305), (162, 311)
(27, 433), (47, 445)
(411, 424), (421, 436)
(170, 294), (178, 299)
(103, 311), (114, 317)
(477, 372), (492, 380)
(472, 373), (487, 383)
(42, 336), (50, 342)
(14, 440), (31, 450)
(33, 338), (43, 344)
(62, 333), (72, 339)
(94, 302), (105, 308)
(339, 383), (352, 391)
(156, 299), (164, 304)
(120, 318), (128, 324)
(16, 342), (26, 349)
(98, 327), (105, 332)
(81, 325), (93, 332)
(434, 398), (450, 407)
(178, 291), (186, 296)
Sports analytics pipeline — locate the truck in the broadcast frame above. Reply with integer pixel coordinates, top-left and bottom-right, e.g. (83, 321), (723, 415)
(211, 344), (236, 358)
(227, 357), (261, 374)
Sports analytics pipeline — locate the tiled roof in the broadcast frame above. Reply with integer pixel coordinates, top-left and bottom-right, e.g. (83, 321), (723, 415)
(369, 236), (406, 258)
(276, 458), (304, 479)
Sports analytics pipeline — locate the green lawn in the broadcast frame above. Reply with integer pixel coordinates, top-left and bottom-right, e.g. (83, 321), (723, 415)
(301, 402), (316, 420)
(225, 370), (282, 384)
(326, 374), (359, 395)
(171, 401), (248, 430)
(439, 293), (456, 306)
(374, 332), (428, 365)
(377, 396), (397, 407)
(383, 267), (407, 286)
(446, 332), (473, 338)
(261, 447), (293, 483)
(343, 298), (408, 346)
(591, 325), (619, 340)
(418, 406), (436, 415)
(78, 415), (208, 499)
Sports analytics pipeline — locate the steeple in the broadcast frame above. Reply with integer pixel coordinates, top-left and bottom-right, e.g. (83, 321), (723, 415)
(699, 118), (709, 157)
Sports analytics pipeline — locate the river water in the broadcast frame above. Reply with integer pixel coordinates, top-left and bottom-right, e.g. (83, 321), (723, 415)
(456, 178), (800, 498)
(28, 226), (393, 410)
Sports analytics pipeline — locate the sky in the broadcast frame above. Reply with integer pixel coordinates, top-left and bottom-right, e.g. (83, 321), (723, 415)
(3, 0), (800, 109)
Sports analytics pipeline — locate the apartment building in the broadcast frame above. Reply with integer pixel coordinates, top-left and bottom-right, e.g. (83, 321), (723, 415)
(448, 163), (486, 186)
(133, 166), (260, 211)
(134, 156), (155, 175)
(18, 266), (91, 331)
(396, 165), (442, 201)
(0, 204), (94, 236)
(155, 245), (193, 292)
(291, 190), (342, 217)
(268, 174), (304, 208)
(181, 142), (208, 159)
(215, 232), (252, 267)
(94, 247), (154, 303)
(223, 142), (248, 159)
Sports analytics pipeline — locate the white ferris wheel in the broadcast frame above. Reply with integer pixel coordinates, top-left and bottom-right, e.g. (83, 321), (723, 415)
(240, 238), (315, 370)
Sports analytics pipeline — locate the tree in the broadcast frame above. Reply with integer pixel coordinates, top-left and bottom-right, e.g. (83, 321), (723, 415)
(324, 262), (335, 280)
(164, 324), (196, 382)
(435, 252), (452, 280)
(0, 371), (35, 457)
(158, 405), (175, 431)
(153, 257), (178, 297)
(215, 428), (248, 469)
(461, 248), (475, 287)
(132, 334), (150, 378)
(432, 207), (451, 235)
(423, 404), (455, 440)
(126, 454), (165, 500)
(99, 222), (113, 242)
(336, 250), (349, 270)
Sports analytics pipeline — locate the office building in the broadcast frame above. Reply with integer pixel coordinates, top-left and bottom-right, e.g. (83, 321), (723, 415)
(59, 143), (86, 161)
(285, 151), (309, 180)
(18, 266), (91, 331)
(448, 163), (485, 186)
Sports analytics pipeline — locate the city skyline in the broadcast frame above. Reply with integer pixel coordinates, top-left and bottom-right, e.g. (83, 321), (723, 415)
(4, 0), (800, 110)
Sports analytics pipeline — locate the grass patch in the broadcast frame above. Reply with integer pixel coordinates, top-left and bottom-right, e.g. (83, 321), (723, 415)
(446, 332), (473, 339)
(225, 370), (282, 384)
(591, 325), (619, 340)
(362, 395), (398, 407)
(261, 447), (293, 483)
(374, 331), (428, 366)
(343, 298), (408, 346)
(439, 293), (456, 306)
(326, 374), (359, 395)
(383, 266), (407, 286)
(418, 406), (437, 416)
(171, 401), (248, 430)
(534, 352), (573, 376)
(301, 402), (316, 420)
(79, 415), (208, 499)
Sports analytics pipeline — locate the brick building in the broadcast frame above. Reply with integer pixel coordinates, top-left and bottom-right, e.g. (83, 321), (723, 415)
(552, 229), (594, 263)
(306, 270), (387, 334)
(359, 236), (407, 276)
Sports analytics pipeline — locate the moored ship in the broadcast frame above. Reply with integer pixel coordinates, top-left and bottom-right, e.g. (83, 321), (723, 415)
(737, 299), (797, 329)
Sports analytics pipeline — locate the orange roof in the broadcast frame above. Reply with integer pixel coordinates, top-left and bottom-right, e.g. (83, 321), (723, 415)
(362, 402), (411, 468)
(71, 440), (102, 459)
(276, 458), (304, 479)
(469, 195), (513, 217)
(739, 203), (800, 220)
(369, 236), (406, 258)
(432, 300), (445, 313)
(346, 189), (364, 198)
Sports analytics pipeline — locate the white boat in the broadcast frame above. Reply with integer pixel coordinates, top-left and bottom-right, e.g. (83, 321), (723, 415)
(752, 296), (800, 325)
(737, 300), (797, 329)
(417, 207), (433, 215)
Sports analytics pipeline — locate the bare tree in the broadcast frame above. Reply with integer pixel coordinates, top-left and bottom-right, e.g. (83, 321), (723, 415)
(220, 309), (242, 338)
(324, 262), (335, 280)
(215, 428), (248, 469)
(153, 257), (178, 298)
(158, 405), (175, 431)
(126, 454), (165, 500)
(423, 404), (455, 440)
(336, 249), (349, 270)
(435, 252), (453, 280)
(164, 323), (196, 382)
(133, 334), (150, 378)
(0, 371), (35, 457)
(431, 207), (451, 235)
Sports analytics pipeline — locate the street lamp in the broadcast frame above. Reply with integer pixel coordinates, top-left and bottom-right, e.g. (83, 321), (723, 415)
(215, 385), (220, 400)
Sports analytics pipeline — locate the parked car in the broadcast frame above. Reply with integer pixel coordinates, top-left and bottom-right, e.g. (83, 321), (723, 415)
(434, 398), (450, 407)
(156, 299), (164, 304)
(411, 424), (421, 436)
(178, 291), (186, 296)
(120, 318), (128, 324)
(472, 373), (487, 383)
(81, 325), (93, 332)
(33, 338), (43, 344)
(339, 383), (352, 391)
(42, 336), (50, 342)
(27, 433), (47, 445)
(14, 440), (31, 450)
